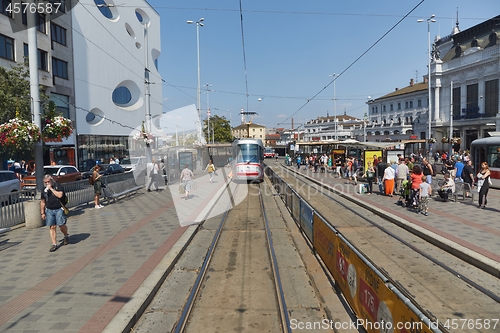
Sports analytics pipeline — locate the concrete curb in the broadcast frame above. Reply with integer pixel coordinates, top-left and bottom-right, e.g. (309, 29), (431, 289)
(102, 225), (198, 333)
(288, 166), (500, 279)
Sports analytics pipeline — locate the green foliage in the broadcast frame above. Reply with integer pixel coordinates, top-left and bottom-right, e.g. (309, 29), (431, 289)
(203, 115), (234, 143)
(0, 64), (49, 159)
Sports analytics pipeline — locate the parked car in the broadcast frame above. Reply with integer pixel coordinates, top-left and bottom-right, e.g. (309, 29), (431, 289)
(120, 156), (146, 172)
(0, 170), (22, 194)
(22, 165), (82, 189)
(82, 164), (125, 179)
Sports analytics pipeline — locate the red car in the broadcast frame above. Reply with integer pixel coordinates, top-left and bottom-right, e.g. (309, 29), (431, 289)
(22, 165), (82, 189)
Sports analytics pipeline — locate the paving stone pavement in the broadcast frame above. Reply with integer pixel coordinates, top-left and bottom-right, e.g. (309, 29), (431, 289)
(0, 170), (226, 333)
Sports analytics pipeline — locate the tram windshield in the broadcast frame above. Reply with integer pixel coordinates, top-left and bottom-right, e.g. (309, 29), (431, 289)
(236, 144), (260, 163)
(487, 145), (500, 168)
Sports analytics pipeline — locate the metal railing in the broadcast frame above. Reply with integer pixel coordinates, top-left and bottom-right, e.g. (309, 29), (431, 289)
(0, 172), (142, 230)
(0, 189), (37, 229)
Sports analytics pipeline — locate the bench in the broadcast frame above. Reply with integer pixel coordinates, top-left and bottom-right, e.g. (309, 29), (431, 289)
(102, 179), (143, 204)
(451, 182), (473, 203)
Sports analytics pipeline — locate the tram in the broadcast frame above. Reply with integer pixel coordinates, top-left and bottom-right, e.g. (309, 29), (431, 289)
(264, 147), (276, 158)
(231, 138), (265, 182)
(470, 135), (500, 188)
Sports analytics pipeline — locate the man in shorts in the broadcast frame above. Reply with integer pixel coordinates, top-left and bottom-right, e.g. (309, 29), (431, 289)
(41, 174), (69, 252)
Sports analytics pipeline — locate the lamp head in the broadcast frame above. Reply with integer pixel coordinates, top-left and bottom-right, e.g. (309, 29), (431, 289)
(187, 20), (194, 24)
(430, 19), (436, 23)
(199, 18), (204, 22)
(417, 19), (424, 23)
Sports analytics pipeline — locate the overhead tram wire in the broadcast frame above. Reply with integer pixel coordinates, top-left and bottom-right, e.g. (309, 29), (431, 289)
(239, 0), (250, 112)
(276, 0), (425, 128)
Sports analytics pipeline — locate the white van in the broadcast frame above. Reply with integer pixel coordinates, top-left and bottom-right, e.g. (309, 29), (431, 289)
(121, 156), (146, 174)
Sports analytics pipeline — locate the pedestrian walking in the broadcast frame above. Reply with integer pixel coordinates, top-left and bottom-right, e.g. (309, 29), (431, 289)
(363, 161), (376, 195)
(40, 175), (69, 252)
(92, 164), (104, 209)
(205, 159), (216, 183)
(147, 158), (160, 192)
(477, 161), (491, 209)
(180, 163), (195, 200)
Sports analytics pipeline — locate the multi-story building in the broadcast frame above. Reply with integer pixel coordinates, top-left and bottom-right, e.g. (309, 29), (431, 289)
(232, 122), (265, 139)
(365, 78), (429, 143)
(0, 0), (162, 170)
(302, 114), (362, 142)
(431, 14), (499, 152)
(0, 0), (76, 164)
(73, 0), (162, 170)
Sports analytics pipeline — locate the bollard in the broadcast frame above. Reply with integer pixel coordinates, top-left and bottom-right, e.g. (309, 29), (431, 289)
(25, 199), (44, 229)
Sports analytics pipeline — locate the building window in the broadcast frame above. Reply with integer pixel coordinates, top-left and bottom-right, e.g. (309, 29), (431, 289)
(112, 86), (131, 105)
(52, 57), (68, 79)
(390, 104), (393, 111)
(23, 43), (48, 71)
(51, 23), (67, 46)
(375, 106), (378, 113)
(0, 33), (14, 60)
(1, 0), (13, 17)
(94, 0), (113, 19)
(383, 105), (386, 112)
(485, 79), (499, 117)
(405, 101), (409, 109)
(417, 99), (422, 107)
(51, 93), (70, 118)
(409, 101), (413, 108)
(37, 13), (46, 33)
(466, 83), (479, 110)
(453, 86), (461, 119)
(397, 103), (401, 110)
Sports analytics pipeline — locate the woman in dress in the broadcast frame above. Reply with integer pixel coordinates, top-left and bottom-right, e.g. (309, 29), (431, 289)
(180, 164), (195, 200)
(477, 161), (491, 209)
(92, 164), (103, 209)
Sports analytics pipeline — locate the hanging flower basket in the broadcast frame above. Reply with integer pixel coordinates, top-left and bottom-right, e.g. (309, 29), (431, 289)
(427, 138), (437, 143)
(441, 137), (449, 143)
(42, 116), (73, 142)
(451, 137), (461, 144)
(133, 131), (153, 147)
(0, 118), (41, 149)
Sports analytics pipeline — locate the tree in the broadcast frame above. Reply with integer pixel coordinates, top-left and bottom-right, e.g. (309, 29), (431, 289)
(0, 64), (49, 159)
(203, 115), (233, 143)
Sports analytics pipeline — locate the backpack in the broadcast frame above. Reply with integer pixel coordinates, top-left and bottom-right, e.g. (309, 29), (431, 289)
(89, 175), (94, 185)
(61, 192), (68, 205)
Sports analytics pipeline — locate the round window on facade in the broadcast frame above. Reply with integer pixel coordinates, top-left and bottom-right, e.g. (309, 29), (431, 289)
(111, 80), (143, 110)
(112, 86), (132, 106)
(86, 108), (105, 126)
(94, 0), (118, 20)
(135, 8), (150, 25)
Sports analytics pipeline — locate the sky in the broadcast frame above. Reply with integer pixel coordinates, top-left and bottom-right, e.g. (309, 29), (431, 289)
(149, 0), (498, 133)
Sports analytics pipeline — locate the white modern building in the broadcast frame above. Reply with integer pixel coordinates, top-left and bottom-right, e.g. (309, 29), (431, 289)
(73, 0), (162, 169)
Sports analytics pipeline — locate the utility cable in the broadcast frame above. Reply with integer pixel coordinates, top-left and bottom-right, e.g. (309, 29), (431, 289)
(276, 0), (425, 128)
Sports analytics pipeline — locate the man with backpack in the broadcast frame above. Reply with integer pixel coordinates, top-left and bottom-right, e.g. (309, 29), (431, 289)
(40, 174), (69, 252)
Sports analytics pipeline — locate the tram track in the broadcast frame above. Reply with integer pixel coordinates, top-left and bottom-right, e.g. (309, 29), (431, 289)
(130, 179), (335, 333)
(271, 163), (500, 332)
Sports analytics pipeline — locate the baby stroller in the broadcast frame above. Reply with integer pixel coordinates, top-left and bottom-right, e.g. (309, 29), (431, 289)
(397, 179), (411, 207)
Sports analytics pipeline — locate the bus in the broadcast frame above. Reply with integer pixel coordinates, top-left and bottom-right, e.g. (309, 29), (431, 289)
(470, 135), (500, 188)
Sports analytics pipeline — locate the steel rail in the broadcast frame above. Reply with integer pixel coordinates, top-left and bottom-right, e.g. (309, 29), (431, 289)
(258, 185), (292, 333)
(284, 166), (500, 304)
(172, 183), (240, 333)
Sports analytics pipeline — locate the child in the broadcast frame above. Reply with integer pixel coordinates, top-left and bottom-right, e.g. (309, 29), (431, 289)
(419, 175), (432, 216)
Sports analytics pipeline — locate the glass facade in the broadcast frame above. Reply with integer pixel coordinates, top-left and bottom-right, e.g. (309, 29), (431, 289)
(77, 135), (130, 171)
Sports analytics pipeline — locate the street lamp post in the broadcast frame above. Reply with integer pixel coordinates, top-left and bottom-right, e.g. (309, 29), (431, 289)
(329, 74), (340, 140)
(418, 15), (436, 158)
(204, 83), (212, 144)
(187, 18), (204, 144)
